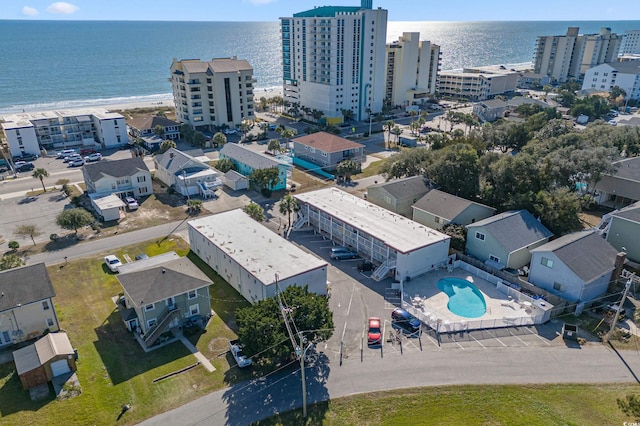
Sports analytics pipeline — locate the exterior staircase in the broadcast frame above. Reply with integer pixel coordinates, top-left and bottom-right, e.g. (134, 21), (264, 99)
(143, 307), (181, 348)
(292, 213), (308, 230)
(371, 259), (396, 282)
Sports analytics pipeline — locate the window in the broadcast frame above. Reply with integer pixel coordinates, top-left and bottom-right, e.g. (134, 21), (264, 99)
(144, 303), (155, 312)
(137, 175), (146, 182)
(46, 318), (55, 328)
(42, 301), (50, 310)
(489, 255), (501, 263)
(475, 232), (486, 241)
(434, 216), (441, 224)
(189, 304), (200, 316)
(553, 282), (564, 292)
(166, 297), (175, 307)
(188, 290), (197, 300)
(147, 318), (157, 329)
(541, 257), (554, 268)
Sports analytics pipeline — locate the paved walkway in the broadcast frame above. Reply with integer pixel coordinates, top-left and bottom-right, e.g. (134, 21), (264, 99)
(179, 335), (216, 373)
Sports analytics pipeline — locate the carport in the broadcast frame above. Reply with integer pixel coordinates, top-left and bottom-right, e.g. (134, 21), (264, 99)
(13, 332), (77, 390)
(90, 193), (125, 221)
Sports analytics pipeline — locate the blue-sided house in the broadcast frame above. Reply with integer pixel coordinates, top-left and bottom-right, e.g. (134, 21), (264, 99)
(219, 143), (291, 191)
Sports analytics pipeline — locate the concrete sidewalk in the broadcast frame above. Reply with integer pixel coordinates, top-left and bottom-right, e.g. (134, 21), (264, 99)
(179, 335), (216, 372)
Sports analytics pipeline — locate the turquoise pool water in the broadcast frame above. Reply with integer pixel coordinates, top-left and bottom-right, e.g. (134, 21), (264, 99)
(437, 278), (487, 318)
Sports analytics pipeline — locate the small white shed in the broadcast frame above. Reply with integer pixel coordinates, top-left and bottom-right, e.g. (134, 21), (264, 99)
(90, 194), (125, 222)
(223, 170), (249, 191)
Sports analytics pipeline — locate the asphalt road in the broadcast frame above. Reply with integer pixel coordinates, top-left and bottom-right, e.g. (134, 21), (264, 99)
(139, 343), (640, 426)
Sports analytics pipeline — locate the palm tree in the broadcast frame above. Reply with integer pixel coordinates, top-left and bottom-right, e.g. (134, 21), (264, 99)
(32, 168), (49, 192)
(383, 120), (394, 149)
(279, 194), (299, 229)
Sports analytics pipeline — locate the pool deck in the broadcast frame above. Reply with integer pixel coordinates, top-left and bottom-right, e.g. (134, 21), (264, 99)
(403, 267), (534, 327)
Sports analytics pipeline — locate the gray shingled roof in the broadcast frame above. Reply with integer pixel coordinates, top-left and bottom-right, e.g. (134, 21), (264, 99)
(128, 115), (180, 131)
(605, 60), (640, 74)
(117, 257), (211, 307)
(220, 143), (287, 170)
(413, 189), (495, 220)
(531, 230), (619, 282)
(467, 210), (553, 252)
(611, 201), (640, 223)
(369, 176), (435, 199)
(84, 157), (149, 182)
(610, 156), (640, 182)
(155, 148), (209, 176)
(0, 263), (56, 313)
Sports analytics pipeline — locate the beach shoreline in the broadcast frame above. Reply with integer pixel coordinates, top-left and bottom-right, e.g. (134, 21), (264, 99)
(0, 87), (284, 116)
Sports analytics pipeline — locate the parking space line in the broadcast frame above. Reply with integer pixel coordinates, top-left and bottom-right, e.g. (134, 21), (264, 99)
(508, 328), (529, 347)
(523, 326), (552, 346)
(484, 330), (507, 347)
(445, 334), (465, 350)
(424, 333), (441, 349)
(468, 333), (486, 348)
(340, 282), (356, 342)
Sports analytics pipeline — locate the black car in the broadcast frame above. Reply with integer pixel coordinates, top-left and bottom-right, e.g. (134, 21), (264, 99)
(15, 162), (35, 172)
(391, 307), (421, 334)
(357, 261), (375, 272)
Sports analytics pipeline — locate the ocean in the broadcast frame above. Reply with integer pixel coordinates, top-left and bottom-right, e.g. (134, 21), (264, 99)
(1, 19), (639, 113)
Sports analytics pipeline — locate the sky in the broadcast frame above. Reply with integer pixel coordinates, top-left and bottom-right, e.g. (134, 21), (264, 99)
(1, 0), (639, 22)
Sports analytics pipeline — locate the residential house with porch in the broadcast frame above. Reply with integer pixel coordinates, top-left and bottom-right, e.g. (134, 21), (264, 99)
(83, 157), (152, 199)
(465, 210), (553, 270)
(528, 230), (620, 303)
(116, 252), (212, 349)
(598, 201), (640, 263)
(594, 156), (640, 208)
(0, 263), (60, 348)
(412, 189), (495, 230)
(292, 132), (365, 172)
(219, 143), (291, 191)
(128, 115), (181, 140)
(154, 148), (221, 197)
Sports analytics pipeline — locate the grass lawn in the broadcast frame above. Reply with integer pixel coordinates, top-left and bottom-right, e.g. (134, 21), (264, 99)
(0, 237), (241, 426)
(256, 383), (638, 425)
(355, 159), (385, 179)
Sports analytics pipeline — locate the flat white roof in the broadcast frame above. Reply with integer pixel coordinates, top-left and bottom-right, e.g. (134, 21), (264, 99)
(90, 193), (126, 210)
(2, 108), (123, 128)
(295, 187), (450, 254)
(188, 209), (327, 285)
(118, 251), (180, 275)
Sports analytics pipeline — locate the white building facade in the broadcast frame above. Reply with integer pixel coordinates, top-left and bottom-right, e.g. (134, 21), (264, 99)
(170, 57), (255, 131)
(385, 32), (441, 108)
(533, 27), (622, 83)
(1, 109), (127, 157)
(188, 209), (328, 303)
(581, 61), (640, 100)
(438, 69), (519, 101)
(293, 188), (451, 282)
(622, 30), (640, 55)
(280, 0), (388, 123)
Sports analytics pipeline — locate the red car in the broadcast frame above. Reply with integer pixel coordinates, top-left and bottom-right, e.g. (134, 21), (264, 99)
(367, 317), (382, 345)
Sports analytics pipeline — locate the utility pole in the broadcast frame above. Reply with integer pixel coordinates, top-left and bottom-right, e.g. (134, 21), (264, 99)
(603, 275), (633, 343)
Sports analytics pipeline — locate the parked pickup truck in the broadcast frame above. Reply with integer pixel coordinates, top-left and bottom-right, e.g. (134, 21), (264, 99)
(228, 339), (252, 368)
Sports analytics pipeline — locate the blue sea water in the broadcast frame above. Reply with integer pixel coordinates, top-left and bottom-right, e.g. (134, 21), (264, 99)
(1, 20), (639, 113)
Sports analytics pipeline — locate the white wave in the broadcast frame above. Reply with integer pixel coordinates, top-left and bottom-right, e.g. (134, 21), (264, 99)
(0, 93), (174, 114)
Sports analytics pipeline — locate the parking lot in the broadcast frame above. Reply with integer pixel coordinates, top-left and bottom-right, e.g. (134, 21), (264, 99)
(287, 229), (574, 366)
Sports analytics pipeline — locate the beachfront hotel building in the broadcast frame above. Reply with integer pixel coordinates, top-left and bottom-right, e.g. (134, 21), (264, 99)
(533, 27), (622, 83)
(437, 67), (519, 101)
(170, 57), (255, 131)
(384, 32), (441, 108)
(1, 108), (127, 157)
(280, 0), (388, 124)
(621, 30), (640, 55)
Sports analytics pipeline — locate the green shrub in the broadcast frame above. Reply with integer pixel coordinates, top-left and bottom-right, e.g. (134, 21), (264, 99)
(50, 233), (59, 242)
(8, 241), (19, 251)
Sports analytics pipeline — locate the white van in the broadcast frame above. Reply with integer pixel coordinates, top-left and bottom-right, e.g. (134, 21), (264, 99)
(56, 149), (77, 159)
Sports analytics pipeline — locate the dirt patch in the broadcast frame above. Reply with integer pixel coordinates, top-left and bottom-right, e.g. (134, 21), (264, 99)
(207, 337), (230, 355)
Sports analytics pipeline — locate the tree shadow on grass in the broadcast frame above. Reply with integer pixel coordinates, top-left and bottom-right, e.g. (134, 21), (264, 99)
(222, 351), (331, 426)
(93, 310), (191, 385)
(0, 362), (53, 416)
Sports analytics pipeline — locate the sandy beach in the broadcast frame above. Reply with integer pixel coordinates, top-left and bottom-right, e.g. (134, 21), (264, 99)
(85, 87), (282, 113)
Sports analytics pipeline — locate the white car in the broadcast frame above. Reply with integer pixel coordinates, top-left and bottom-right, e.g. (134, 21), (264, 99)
(125, 197), (139, 210)
(63, 154), (82, 163)
(84, 153), (102, 162)
(68, 158), (85, 167)
(56, 149), (77, 159)
(224, 129), (237, 135)
(104, 255), (122, 273)
(228, 339), (252, 368)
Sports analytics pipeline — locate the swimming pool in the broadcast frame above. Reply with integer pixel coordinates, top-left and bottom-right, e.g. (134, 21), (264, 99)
(437, 277), (487, 318)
